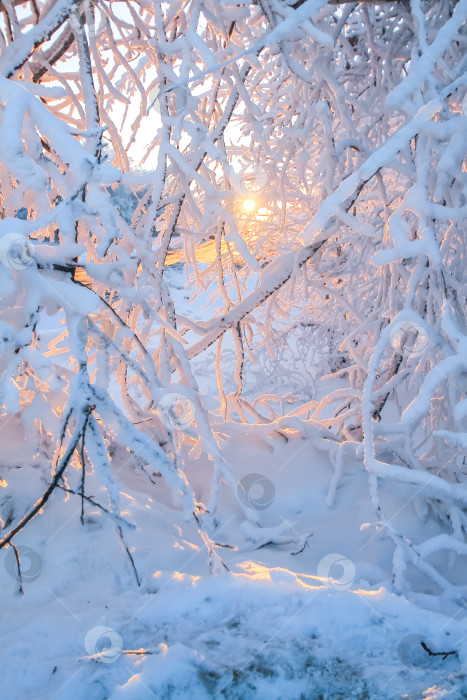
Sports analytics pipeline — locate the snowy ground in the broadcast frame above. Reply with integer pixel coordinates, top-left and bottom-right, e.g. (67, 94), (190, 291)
(2, 426), (467, 699)
(2, 266), (467, 699)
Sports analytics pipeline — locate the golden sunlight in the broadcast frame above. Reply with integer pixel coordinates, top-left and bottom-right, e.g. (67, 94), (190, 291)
(242, 198), (257, 213)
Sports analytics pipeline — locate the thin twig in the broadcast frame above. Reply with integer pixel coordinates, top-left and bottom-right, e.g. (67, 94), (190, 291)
(10, 543), (24, 595)
(420, 642), (457, 660)
(0, 405), (94, 550)
(291, 534), (314, 556)
(117, 525), (141, 587)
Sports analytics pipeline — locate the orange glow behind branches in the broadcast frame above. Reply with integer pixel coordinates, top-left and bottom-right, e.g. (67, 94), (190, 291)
(242, 198), (257, 213)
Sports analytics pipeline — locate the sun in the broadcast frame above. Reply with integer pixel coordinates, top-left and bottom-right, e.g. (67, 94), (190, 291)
(242, 198), (257, 213)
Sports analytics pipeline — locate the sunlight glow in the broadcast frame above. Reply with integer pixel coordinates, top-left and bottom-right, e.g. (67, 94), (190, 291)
(242, 198), (257, 213)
